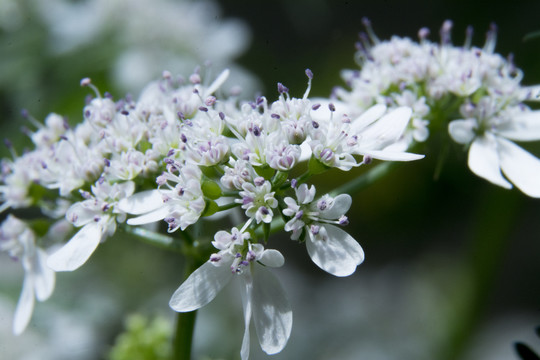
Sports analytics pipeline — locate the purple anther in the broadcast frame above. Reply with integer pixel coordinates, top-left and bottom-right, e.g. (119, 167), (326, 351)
(102, 203), (110, 212)
(219, 112), (225, 120)
(312, 121), (319, 129)
(328, 103), (336, 112)
(162, 70), (172, 79)
(305, 68), (314, 79)
(177, 186), (185, 196)
(156, 174), (167, 186)
(189, 73), (201, 84)
(418, 27), (430, 40)
(291, 178), (297, 188)
(256, 96), (264, 106)
(205, 96), (216, 106)
(254, 176), (265, 186)
(260, 206), (269, 215)
(104, 158), (111, 167)
(93, 216), (101, 223)
(3, 139), (12, 149)
(277, 82), (289, 94)
(338, 215), (349, 226)
(180, 133), (188, 143)
(246, 250), (256, 262)
(80, 190), (91, 199)
(177, 112), (185, 120)
(363, 154), (372, 165)
(80, 77), (91, 87)
(317, 199), (327, 211)
(199, 106), (208, 112)
(252, 125), (261, 137)
(312, 103), (321, 111)
(295, 210), (304, 219)
(271, 113), (281, 119)
(210, 254), (221, 262)
(361, 17), (371, 28)
(20, 109), (29, 118)
(310, 224), (320, 235)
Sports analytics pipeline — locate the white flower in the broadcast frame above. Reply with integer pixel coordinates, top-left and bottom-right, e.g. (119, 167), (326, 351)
(236, 178), (278, 224)
(0, 215), (55, 335)
(117, 163), (205, 232)
(282, 184), (364, 276)
(169, 228), (291, 360)
(448, 100), (540, 197)
(47, 180), (135, 271)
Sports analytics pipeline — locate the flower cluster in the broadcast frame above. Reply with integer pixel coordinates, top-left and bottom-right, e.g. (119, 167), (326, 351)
(334, 19), (540, 197)
(3, 19), (539, 360)
(0, 63), (422, 357)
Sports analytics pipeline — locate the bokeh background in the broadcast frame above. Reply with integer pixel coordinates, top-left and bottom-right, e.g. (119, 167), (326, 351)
(1, 0), (540, 359)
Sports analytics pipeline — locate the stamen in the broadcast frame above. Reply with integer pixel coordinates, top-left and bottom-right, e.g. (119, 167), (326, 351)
(80, 77), (102, 98)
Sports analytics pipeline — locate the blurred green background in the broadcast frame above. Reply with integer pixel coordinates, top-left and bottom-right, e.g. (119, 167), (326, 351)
(1, 0), (540, 359)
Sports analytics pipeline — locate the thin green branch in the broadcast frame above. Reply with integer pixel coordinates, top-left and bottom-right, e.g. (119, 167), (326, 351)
(121, 226), (183, 253)
(172, 259), (201, 360)
(330, 161), (398, 197)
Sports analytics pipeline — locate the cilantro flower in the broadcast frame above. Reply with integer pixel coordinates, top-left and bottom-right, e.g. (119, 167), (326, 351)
(449, 99), (540, 197)
(0, 215), (55, 335)
(169, 227), (292, 360)
(283, 184), (365, 276)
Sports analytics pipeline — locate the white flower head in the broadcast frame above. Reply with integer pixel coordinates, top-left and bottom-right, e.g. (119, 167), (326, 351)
(47, 180), (135, 272)
(282, 183), (364, 276)
(0, 215), (55, 335)
(448, 98), (540, 197)
(236, 179), (278, 224)
(118, 163), (205, 232)
(169, 227), (291, 360)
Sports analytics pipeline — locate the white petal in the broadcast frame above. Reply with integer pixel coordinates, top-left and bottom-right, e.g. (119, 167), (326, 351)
(359, 106), (412, 149)
(320, 194), (351, 219)
(13, 275), (35, 335)
(252, 264), (292, 355)
(32, 249), (55, 301)
(169, 261), (232, 312)
(360, 149), (425, 161)
(299, 141), (312, 162)
(126, 206), (170, 226)
(117, 190), (164, 215)
(66, 202), (98, 227)
(350, 103), (387, 133)
(468, 135), (512, 189)
(497, 111), (540, 142)
(448, 119), (477, 144)
(259, 250), (285, 268)
(240, 273), (252, 360)
(498, 137), (540, 197)
(306, 225), (364, 277)
(205, 69), (230, 96)
(47, 222), (102, 272)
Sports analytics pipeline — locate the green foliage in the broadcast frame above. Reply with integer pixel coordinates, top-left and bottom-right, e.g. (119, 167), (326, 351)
(108, 314), (172, 360)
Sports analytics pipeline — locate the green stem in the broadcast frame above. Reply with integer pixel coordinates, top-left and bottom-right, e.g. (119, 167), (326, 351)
(122, 226), (183, 253)
(330, 161), (398, 197)
(172, 259), (200, 360)
(216, 201), (240, 212)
